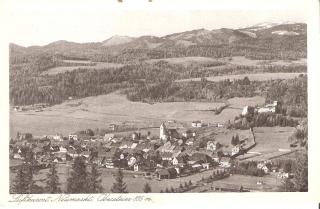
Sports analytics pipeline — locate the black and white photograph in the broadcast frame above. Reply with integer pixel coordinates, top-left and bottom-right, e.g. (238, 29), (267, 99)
(1, 0), (319, 206)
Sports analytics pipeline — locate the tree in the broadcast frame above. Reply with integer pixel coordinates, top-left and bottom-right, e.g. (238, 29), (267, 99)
(45, 163), (61, 194)
(231, 134), (240, 146)
(293, 153), (308, 192)
(184, 182), (188, 188)
(111, 169), (127, 193)
(170, 187), (175, 193)
(143, 183), (152, 193)
(67, 157), (89, 193)
(12, 160), (41, 194)
(12, 164), (29, 194)
(279, 178), (295, 192)
(87, 163), (103, 193)
(188, 180), (192, 186)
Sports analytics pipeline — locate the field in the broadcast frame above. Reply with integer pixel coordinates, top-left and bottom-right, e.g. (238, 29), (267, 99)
(176, 72), (306, 83)
(188, 174), (281, 192)
(10, 93), (265, 136)
(146, 56), (306, 67)
(43, 61), (124, 75)
(145, 56), (224, 67)
(238, 127), (296, 161)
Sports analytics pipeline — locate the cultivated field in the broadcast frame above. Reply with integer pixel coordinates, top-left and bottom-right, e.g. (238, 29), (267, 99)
(10, 93), (265, 136)
(176, 72), (306, 83)
(43, 62), (124, 75)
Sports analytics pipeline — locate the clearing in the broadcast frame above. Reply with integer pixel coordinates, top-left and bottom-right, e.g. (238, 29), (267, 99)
(43, 62), (124, 75)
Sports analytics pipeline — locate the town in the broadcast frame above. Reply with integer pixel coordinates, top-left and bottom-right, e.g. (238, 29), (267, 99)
(10, 100), (307, 193)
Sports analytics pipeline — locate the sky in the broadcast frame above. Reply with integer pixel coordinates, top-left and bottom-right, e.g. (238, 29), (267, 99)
(2, 0), (309, 46)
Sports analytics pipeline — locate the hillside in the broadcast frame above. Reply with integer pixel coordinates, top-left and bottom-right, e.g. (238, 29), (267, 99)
(9, 22), (307, 107)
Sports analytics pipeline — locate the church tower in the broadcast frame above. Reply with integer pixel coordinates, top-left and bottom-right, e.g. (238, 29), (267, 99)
(160, 123), (168, 141)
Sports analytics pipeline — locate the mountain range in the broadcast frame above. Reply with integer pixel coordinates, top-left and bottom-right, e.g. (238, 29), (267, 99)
(10, 22), (307, 61)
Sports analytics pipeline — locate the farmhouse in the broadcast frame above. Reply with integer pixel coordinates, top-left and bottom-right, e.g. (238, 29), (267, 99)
(182, 129), (194, 138)
(192, 121), (203, 128)
(231, 146), (240, 156)
(155, 168), (178, 179)
(242, 106), (254, 116)
(109, 124), (117, 131)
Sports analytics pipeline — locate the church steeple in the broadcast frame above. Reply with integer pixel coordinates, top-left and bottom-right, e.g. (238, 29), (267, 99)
(160, 122), (168, 141)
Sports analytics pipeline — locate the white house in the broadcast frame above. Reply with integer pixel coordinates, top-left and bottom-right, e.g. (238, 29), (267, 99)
(68, 134), (78, 141)
(242, 106), (249, 116)
(257, 162), (269, 174)
(231, 146), (240, 156)
(206, 141), (217, 151)
(192, 121), (203, 128)
(104, 133), (115, 141)
(202, 163), (210, 170)
(128, 156), (137, 167)
(219, 157), (231, 168)
(134, 164), (139, 172)
(53, 134), (63, 141)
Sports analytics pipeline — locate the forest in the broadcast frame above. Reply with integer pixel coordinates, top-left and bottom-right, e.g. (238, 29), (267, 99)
(9, 49), (307, 107)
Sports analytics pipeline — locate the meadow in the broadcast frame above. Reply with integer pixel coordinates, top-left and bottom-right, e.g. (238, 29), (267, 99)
(10, 93), (265, 136)
(238, 127), (296, 161)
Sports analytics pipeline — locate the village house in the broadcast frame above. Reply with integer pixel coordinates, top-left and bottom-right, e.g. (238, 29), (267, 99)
(192, 121), (203, 128)
(219, 157), (232, 168)
(109, 124), (117, 131)
(68, 134), (78, 141)
(155, 168), (178, 180)
(202, 162), (210, 170)
(157, 141), (176, 153)
(189, 152), (212, 164)
(231, 146), (241, 156)
(172, 155), (186, 166)
(242, 106), (255, 116)
(207, 141), (218, 152)
(182, 129), (195, 138)
(104, 133), (115, 141)
(257, 162), (269, 174)
(52, 134), (64, 141)
(185, 138), (195, 146)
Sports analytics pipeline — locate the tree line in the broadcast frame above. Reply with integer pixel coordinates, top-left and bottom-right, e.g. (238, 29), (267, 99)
(11, 155), (154, 194)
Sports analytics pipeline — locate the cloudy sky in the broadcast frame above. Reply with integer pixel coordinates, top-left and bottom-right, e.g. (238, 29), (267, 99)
(2, 0), (309, 46)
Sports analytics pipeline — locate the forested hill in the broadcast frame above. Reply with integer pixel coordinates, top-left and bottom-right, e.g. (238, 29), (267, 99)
(9, 22), (307, 107)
